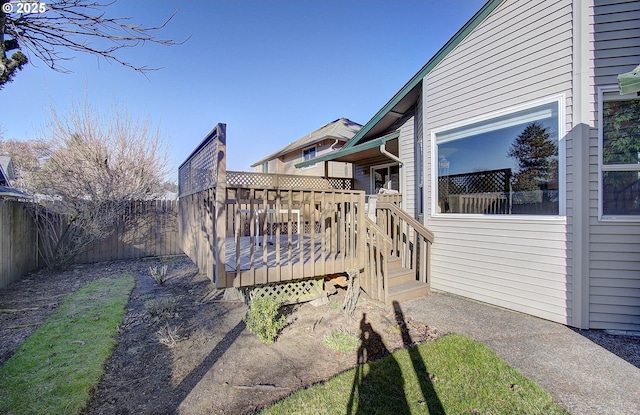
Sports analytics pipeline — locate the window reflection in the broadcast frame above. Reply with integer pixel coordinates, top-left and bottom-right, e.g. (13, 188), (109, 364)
(436, 102), (559, 215)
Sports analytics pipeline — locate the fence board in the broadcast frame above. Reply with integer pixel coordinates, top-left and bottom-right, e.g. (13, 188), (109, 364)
(0, 200), (37, 288)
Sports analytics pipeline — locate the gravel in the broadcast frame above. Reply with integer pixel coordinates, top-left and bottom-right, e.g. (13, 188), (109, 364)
(572, 328), (640, 369)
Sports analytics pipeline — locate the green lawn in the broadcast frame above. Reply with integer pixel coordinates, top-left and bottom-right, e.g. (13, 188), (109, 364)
(261, 333), (569, 415)
(0, 275), (134, 415)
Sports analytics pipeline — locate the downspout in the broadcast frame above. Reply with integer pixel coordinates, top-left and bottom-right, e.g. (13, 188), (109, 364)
(380, 142), (402, 165)
(329, 139), (340, 151)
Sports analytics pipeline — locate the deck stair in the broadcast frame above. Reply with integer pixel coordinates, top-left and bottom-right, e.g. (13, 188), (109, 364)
(363, 202), (434, 306)
(386, 256), (429, 303)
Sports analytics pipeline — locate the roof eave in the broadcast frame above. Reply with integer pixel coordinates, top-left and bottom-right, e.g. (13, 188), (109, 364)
(250, 136), (349, 168)
(618, 64), (640, 95)
(342, 0), (504, 150)
(295, 131), (400, 168)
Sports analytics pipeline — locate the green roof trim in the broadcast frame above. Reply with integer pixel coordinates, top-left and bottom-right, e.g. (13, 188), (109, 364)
(295, 131), (400, 168)
(342, 0), (504, 151)
(618, 64), (640, 95)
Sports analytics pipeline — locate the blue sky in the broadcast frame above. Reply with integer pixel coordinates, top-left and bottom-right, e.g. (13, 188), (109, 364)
(2, 0), (486, 179)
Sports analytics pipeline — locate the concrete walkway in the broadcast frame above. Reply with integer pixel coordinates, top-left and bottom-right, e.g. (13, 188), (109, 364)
(402, 292), (640, 415)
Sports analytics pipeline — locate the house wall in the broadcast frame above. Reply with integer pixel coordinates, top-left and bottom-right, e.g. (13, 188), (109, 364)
(398, 115), (416, 217)
(422, 0), (574, 325)
(276, 140), (352, 178)
(588, 0), (640, 330)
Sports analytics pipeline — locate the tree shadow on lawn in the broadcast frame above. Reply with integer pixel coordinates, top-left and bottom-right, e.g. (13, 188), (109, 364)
(346, 301), (445, 415)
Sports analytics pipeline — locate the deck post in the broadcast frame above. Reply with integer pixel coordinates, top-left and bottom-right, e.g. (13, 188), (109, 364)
(214, 124), (228, 288)
(356, 192), (366, 272)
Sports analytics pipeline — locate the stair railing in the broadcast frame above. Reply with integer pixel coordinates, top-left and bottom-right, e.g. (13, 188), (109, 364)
(375, 202), (434, 287)
(362, 216), (392, 303)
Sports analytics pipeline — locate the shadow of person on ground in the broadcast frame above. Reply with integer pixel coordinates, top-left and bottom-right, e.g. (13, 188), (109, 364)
(393, 300), (446, 415)
(346, 312), (411, 415)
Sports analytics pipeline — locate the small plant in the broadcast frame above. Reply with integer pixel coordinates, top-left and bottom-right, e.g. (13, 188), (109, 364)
(139, 293), (154, 302)
(328, 300), (341, 310)
(149, 264), (169, 285)
(244, 296), (286, 344)
(144, 297), (177, 318)
(322, 329), (360, 354)
(156, 323), (183, 347)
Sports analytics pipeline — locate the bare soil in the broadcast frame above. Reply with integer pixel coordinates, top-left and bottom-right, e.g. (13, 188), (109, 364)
(0, 256), (442, 415)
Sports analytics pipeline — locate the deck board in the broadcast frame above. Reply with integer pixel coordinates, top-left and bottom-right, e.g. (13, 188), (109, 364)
(225, 234), (351, 273)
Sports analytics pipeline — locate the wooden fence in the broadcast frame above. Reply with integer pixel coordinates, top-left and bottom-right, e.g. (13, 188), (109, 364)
(0, 199), (38, 288)
(0, 199), (181, 288)
(74, 200), (180, 264)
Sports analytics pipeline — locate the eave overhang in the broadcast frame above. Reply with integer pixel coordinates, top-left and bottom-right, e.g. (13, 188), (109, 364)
(341, 0), (504, 151)
(618, 64), (640, 95)
(295, 131), (400, 168)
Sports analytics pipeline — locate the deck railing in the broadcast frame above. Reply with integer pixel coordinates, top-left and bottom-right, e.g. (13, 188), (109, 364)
(222, 186), (365, 288)
(376, 202), (434, 287)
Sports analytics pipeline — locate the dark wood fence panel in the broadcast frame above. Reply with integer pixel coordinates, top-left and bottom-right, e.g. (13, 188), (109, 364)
(0, 200), (38, 288)
(74, 200), (180, 264)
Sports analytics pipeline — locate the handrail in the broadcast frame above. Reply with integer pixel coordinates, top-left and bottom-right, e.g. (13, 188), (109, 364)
(376, 202), (434, 243)
(375, 202), (434, 288)
(363, 216), (392, 303)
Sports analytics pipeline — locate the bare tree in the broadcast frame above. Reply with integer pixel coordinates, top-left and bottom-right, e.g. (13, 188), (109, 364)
(0, 137), (53, 189)
(0, 0), (182, 88)
(27, 98), (170, 268)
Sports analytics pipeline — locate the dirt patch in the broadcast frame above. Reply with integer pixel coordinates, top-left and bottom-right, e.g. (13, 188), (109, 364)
(0, 256), (442, 415)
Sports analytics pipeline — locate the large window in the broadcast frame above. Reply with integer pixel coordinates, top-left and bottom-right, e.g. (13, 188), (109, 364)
(601, 93), (640, 217)
(433, 99), (561, 215)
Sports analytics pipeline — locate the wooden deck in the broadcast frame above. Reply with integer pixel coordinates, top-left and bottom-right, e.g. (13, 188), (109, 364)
(224, 233), (357, 287)
(179, 125), (433, 304)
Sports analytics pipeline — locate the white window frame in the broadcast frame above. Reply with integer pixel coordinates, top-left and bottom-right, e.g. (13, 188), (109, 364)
(598, 86), (640, 222)
(370, 162), (401, 194)
(430, 95), (566, 219)
(301, 145), (317, 168)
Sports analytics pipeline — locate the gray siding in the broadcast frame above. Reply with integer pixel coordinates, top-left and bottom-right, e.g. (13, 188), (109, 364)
(398, 116), (415, 217)
(422, 0), (573, 324)
(590, 0), (640, 330)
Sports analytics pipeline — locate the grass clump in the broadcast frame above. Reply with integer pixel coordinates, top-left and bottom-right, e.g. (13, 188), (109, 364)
(144, 296), (177, 317)
(244, 296), (286, 344)
(260, 333), (569, 415)
(322, 329), (360, 354)
(0, 275), (134, 415)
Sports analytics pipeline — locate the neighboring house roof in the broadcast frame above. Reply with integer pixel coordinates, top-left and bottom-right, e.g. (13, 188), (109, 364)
(0, 185), (31, 199)
(296, 0), (503, 168)
(251, 118), (362, 167)
(0, 155), (15, 186)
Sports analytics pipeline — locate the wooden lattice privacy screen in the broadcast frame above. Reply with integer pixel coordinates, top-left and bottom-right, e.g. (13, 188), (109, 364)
(179, 124), (226, 197)
(438, 168), (512, 195)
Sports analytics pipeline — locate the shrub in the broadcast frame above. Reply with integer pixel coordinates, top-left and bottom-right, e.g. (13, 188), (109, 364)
(144, 297), (177, 318)
(149, 264), (169, 285)
(244, 296), (286, 344)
